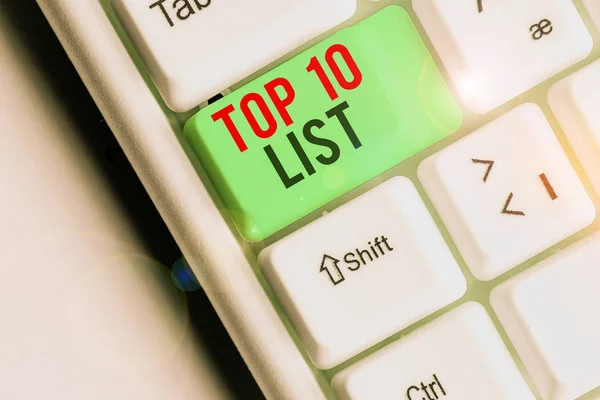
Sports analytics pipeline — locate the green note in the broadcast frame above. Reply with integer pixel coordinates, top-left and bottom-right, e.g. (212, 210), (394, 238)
(184, 6), (462, 241)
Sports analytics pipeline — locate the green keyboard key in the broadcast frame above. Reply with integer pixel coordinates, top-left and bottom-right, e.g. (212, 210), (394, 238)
(184, 6), (462, 241)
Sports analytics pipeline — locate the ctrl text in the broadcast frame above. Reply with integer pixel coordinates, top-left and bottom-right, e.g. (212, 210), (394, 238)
(406, 374), (447, 400)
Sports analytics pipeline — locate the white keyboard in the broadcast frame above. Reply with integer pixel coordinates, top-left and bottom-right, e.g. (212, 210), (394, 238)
(89, 0), (600, 398)
(413, 0), (593, 113)
(111, 0), (356, 111)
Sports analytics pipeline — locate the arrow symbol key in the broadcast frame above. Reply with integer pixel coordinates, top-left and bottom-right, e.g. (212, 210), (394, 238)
(502, 193), (525, 216)
(472, 158), (495, 183)
(320, 254), (345, 286)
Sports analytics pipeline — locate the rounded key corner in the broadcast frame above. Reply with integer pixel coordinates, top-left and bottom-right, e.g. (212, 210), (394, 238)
(416, 155), (447, 196)
(472, 271), (498, 283)
(383, 175), (415, 191)
(231, 214), (270, 243)
(256, 246), (272, 268)
(450, 108), (466, 131)
(408, 0), (432, 21)
(164, 97), (194, 114)
(547, 79), (568, 108)
(470, 257), (507, 282)
(465, 99), (497, 116)
(517, 102), (548, 121)
(304, 323), (363, 371)
(488, 279), (517, 309)
(388, 4), (411, 14)
(581, 198), (597, 223)
(335, 0), (359, 19)
(330, 372), (348, 394)
(257, 243), (286, 275)
(163, 82), (205, 113)
(373, 4), (413, 25)
(238, 227), (269, 243)
(517, 101), (542, 112)
(459, 300), (488, 316)
(182, 115), (199, 136)
(331, 369), (356, 400)
(307, 343), (347, 371)
(453, 272), (469, 297)
(580, 32), (595, 59)
(416, 155), (435, 181)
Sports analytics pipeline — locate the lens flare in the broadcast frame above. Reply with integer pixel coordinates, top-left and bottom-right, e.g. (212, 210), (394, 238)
(171, 258), (201, 292)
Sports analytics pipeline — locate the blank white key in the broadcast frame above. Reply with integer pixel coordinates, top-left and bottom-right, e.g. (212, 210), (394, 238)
(584, 0), (600, 28)
(111, 0), (356, 112)
(332, 303), (534, 400)
(549, 59), (600, 196)
(491, 231), (600, 400)
(258, 177), (466, 369)
(418, 104), (595, 281)
(413, 0), (593, 113)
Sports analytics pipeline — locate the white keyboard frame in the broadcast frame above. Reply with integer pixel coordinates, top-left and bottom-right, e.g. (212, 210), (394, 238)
(35, 0), (600, 399)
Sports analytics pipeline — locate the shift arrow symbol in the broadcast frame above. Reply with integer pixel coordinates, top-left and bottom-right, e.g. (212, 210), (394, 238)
(472, 158), (495, 183)
(502, 193), (525, 216)
(320, 254), (345, 286)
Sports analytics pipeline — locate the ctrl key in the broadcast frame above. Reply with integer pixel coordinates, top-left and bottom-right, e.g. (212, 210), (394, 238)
(332, 303), (534, 400)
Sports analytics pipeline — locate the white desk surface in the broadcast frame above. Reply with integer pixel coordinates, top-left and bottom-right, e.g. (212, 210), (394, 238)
(0, 11), (232, 400)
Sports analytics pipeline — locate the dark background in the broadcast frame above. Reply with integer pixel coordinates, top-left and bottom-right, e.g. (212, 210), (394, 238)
(3, 2), (264, 399)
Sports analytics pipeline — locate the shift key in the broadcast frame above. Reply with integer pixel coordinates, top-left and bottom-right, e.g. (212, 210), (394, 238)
(184, 6), (463, 241)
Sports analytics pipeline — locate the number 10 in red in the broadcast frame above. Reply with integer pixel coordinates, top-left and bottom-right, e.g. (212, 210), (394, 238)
(306, 44), (363, 100)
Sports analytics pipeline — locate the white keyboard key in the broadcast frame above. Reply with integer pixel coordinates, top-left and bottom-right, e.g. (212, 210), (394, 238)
(549, 59), (600, 196)
(111, 0), (356, 112)
(584, 0), (600, 28)
(491, 232), (600, 400)
(418, 104), (595, 281)
(413, 0), (593, 113)
(332, 303), (534, 400)
(258, 177), (466, 369)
